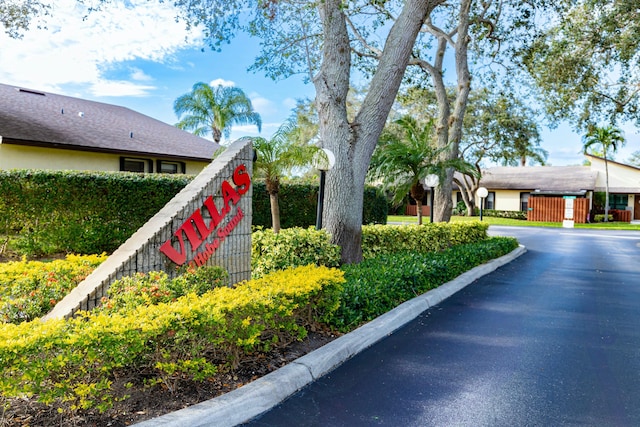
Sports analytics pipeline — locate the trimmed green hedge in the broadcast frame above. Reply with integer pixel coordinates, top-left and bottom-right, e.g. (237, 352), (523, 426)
(252, 222), (489, 278)
(475, 209), (527, 220)
(0, 171), (387, 256)
(0, 170), (191, 255)
(361, 221), (489, 258)
(252, 181), (387, 228)
(333, 236), (519, 331)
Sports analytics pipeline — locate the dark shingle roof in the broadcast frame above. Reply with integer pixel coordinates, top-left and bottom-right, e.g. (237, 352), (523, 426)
(478, 166), (597, 192)
(0, 83), (219, 161)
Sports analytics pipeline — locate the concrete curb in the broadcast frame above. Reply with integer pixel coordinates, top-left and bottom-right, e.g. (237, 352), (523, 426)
(134, 245), (527, 427)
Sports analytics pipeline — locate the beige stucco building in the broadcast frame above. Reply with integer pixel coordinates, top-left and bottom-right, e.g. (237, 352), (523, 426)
(0, 83), (218, 174)
(454, 156), (640, 221)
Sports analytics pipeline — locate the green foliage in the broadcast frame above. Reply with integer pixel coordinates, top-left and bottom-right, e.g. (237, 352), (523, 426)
(0, 254), (108, 323)
(481, 209), (528, 220)
(521, 2), (640, 129)
(100, 266), (228, 312)
(252, 227), (341, 278)
(0, 220), (518, 416)
(361, 222), (489, 259)
(332, 237), (519, 331)
(453, 201), (467, 216)
(0, 265), (345, 414)
(174, 82), (261, 143)
(252, 181), (387, 228)
(0, 170), (191, 256)
(1, 172), (387, 258)
(592, 214), (614, 223)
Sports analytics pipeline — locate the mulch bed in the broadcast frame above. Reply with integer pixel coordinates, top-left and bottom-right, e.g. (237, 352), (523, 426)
(1, 330), (339, 426)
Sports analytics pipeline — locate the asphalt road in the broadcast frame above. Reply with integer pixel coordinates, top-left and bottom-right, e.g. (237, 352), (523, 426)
(244, 226), (640, 427)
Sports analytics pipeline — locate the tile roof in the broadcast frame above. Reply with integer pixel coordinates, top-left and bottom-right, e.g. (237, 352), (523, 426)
(0, 83), (219, 161)
(477, 166), (598, 192)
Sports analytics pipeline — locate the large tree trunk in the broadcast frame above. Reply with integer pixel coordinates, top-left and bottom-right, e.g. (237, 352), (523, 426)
(419, 0), (472, 222)
(315, 0), (441, 264)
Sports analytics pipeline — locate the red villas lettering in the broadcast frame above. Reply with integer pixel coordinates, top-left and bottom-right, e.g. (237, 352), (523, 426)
(159, 164), (251, 265)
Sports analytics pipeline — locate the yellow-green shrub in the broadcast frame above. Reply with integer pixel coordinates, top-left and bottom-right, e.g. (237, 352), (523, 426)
(361, 221), (488, 258)
(0, 254), (107, 323)
(252, 227), (341, 278)
(0, 265), (345, 414)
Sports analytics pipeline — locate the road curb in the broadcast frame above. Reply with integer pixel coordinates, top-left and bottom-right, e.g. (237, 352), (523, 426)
(134, 245), (527, 427)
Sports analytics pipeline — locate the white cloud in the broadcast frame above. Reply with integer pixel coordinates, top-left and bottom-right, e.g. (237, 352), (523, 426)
(130, 67), (153, 82)
(0, 0), (203, 96)
(250, 94), (276, 117)
(90, 80), (156, 97)
(282, 97), (298, 110)
(210, 78), (236, 87)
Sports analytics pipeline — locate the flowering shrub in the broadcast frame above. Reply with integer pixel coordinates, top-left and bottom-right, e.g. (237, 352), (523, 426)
(0, 265), (345, 414)
(0, 254), (107, 323)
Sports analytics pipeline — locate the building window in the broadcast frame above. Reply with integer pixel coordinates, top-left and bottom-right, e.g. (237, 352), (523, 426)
(610, 194), (629, 210)
(520, 192), (530, 212)
(120, 157), (152, 173)
(157, 160), (186, 174)
(485, 192), (495, 210)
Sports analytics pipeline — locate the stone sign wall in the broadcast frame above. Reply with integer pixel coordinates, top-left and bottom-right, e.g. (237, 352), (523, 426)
(45, 138), (254, 320)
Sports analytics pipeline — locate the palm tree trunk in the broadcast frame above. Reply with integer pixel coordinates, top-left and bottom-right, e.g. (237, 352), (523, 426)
(416, 200), (424, 225)
(270, 193), (281, 233)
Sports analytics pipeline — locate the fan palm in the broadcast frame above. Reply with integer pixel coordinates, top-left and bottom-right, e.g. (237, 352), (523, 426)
(251, 118), (317, 233)
(583, 125), (625, 222)
(174, 82), (262, 145)
(369, 116), (474, 225)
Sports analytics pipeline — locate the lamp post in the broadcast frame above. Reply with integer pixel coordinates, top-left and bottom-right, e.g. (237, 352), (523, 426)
(424, 174), (439, 223)
(312, 148), (335, 230)
(477, 187), (488, 221)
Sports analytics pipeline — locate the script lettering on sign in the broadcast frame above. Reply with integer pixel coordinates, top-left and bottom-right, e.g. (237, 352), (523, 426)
(159, 163), (251, 267)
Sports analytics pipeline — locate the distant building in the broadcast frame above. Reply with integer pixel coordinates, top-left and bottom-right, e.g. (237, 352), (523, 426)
(458, 158), (640, 222)
(0, 83), (219, 174)
(408, 159), (640, 222)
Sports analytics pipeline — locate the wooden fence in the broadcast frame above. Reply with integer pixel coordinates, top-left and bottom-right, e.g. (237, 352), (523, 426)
(527, 197), (589, 223)
(610, 209), (631, 222)
(405, 205), (431, 216)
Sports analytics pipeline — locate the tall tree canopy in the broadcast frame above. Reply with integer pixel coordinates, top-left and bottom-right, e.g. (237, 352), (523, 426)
(454, 87), (546, 215)
(521, 0), (640, 130)
(174, 82), (262, 145)
(1, 0), (49, 38)
(169, 0), (549, 262)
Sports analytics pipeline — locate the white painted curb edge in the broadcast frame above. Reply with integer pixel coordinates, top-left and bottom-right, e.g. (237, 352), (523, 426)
(134, 245), (527, 427)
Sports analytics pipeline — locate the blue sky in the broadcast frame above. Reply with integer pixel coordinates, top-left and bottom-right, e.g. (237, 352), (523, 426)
(0, 0), (636, 166)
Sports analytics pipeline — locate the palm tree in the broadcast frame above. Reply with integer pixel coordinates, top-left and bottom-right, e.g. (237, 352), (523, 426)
(173, 82), (262, 145)
(369, 116), (474, 225)
(251, 118), (317, 233)
(583, 125), (626, 222)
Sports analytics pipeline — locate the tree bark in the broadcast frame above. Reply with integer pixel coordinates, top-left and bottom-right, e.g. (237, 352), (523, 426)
(266, 177), (281, 233)
(269, 193), (281, 233)
(418, 0), (472, 223)
(315, 0), (441, 263)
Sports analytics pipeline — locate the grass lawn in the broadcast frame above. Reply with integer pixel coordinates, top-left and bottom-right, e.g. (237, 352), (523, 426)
(387, 215), (640, 230)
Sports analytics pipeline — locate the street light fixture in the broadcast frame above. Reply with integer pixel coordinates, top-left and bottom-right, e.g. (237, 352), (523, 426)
(312, 148), (335, 230)
(424, 174), (439, 223)
(477, 186), (488, 221)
